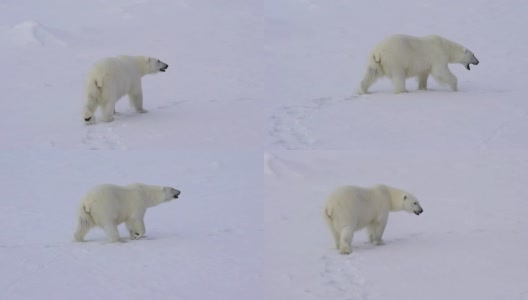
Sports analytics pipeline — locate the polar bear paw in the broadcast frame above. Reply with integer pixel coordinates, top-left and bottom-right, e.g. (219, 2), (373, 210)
(372, 239), (384, 246)
(368, 234), (384, 245)
(357, 87), (367, 95)
(339, 244), (352, 255)
(84, 116), (96, 125)
(73, 236), (85, 242)
(130, 232), (144, 240)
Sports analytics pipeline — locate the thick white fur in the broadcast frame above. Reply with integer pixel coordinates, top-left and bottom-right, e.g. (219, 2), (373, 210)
(73, 183), (180, 242)
(324, 184), (423, 254)
(358, 34), (479, 94)
(83, 55), (168, 124)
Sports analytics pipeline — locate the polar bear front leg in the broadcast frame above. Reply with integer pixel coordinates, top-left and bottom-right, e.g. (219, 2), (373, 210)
(126, 220), (145, 240)
(367, 223), (377, 244)
(127, 210), (146, 240)
(432, 66), (458, 91)
(126, 219), (138, 239)
(417, 73), (429, 90)
(129, 87), (148, 113)
(367, 219), (387, 246)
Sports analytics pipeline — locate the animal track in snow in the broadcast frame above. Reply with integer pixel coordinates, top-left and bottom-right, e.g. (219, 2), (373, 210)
(82, 124), (126, 150)
(268, 96), (358, 149)
(317, 255), (371, 300)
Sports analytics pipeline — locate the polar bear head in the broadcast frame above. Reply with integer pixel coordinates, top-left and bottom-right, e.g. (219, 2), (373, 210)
(401, 194), (423, 215)
(461, 48), (479, 70)
(385, 185), (423, 215)
(163, 187), (181, 201)
(145, 57), (169, 74)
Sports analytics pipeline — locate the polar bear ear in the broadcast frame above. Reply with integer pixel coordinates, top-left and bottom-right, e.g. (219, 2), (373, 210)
(403, 195), (407, 200)
(146, 57), (151, 63)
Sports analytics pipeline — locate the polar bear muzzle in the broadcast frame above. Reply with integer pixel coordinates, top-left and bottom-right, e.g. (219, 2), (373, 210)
(414, 206), (424, 215)
(173, 190), (181, 198)
(466, 61), (479, 70)
(160, 63), (169, 72)
(466, 54), (479, 70)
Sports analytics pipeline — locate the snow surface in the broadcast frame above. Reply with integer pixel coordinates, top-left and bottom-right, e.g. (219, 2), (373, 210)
(2, 0), (528, 299)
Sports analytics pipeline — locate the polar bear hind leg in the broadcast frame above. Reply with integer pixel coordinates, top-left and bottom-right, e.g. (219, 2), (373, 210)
(358, 66), (384, 94)
(73, 222), (91, 242)
(83, 97), (98, 125)
(390, 71), (408, 93)
(102, 223), (121, 243)
(73, 218), (93, 242)
(324, 212), (340, 249)
(339, 226), (355, 254)
(73, 204), (95, 242)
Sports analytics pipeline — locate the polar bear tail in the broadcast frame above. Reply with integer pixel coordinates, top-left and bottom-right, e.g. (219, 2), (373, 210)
(324, 206), (333, 226)
(369, 52), (384, 74)
(78, 203), (94, 224)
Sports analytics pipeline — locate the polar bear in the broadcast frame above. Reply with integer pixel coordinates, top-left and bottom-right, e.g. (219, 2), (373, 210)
(73, 183), (181, 242)
(358, 34), (479, 94)
(83, 55), (169, 124)
(324, 184), (423, 254)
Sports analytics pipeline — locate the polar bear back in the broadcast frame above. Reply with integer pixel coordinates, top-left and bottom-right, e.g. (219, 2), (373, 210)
(87, 56), (144, 93)
(325, 185), (392, 231)
(373, 34), (454, 78)
(81, 183), (156, 225)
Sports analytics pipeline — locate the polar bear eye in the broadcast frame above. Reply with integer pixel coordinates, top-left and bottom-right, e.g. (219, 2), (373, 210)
(403, 195), (407, 200)
(413, 202), (417, 205)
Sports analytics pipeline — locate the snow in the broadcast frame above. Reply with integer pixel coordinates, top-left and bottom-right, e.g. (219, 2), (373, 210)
(2, 0), (528, 299)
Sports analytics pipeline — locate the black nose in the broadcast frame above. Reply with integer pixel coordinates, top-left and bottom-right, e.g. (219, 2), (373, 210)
(84, 117), (91, 121)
